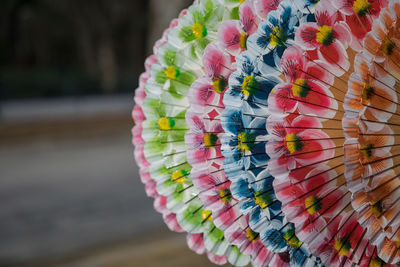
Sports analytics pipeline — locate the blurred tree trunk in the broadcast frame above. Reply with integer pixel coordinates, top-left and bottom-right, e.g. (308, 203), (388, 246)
(74, 15), (97, 77)
(98, 37), (117, 94)
(147, 0), (192, 54)
(68, 1), (118, 94)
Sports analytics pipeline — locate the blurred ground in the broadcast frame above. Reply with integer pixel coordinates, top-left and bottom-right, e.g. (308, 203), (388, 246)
(0, 95), (218, 266)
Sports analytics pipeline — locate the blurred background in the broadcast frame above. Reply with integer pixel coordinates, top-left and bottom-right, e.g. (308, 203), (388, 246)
(0, 0), (219, 266)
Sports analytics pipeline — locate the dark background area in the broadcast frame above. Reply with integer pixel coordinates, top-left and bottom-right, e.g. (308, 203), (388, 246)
(0, 0), (148, 99)
(0, 1), (221, 266)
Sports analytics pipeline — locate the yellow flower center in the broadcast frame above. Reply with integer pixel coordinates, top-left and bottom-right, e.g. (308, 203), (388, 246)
(369, 257), (386, 267)
(171, 170), (188, 184)
(352, 0), (371, 16)
(370, 201), (383, 216)
(253, 191), (271, 209)
(239, 0), (246, 3)
(158, 117), (175, 130)
(333, 237), (351, 256)
(270, 26), (288, 47)
(283, 229), (303, 249)
(304, 195), (322, 215)
(241, 75), (257, 98)
(285, 133), (303, 154)
(203, 133), (218, 148)
(360, 143), (373, 159)
(192, 23), (207, 39)
(291, 78), (310, 97)
(201, 209), (213, 221)
(239, 32), (248, 49)
(237, 132), (255, 153)
(164, 65), (180, 80)
(212, 78), (226, 93)
(383, 38), (396, 55)
(245, 229), (259, 242)
(362, 83), (374, 100)
(218, 188), (232, 204)
(316, 25), (334, 46)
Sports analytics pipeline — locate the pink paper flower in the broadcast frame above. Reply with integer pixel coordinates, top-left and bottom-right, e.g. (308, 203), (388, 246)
(185, 113), (224, 167)
(225, 216), (272, 266)
(218, 1), (260, 55)
(295, 0), (351, 76)
(268, 45), (337, 119)
(275, 165), (344, 241)
(332, 0), (388, 50)
(206, 252), (227, 265)
(309, 214), (366, 265)
(187, 233), (207, 255)
(255, 0), (281, 19)
(189, 43), (233, 108)
(266, 115), (335, 178)
(163, 212), (184, 232)
(192, 169), (243, 231)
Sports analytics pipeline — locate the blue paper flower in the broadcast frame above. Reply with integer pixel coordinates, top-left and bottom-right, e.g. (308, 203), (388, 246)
(247, 0), (315, 75)
(221, 0), (320, 262)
